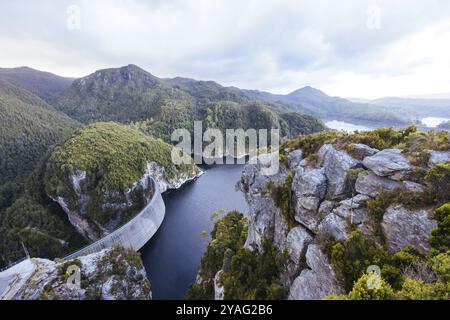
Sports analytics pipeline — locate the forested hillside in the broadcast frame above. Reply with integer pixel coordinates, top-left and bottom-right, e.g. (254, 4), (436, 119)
(54, 65), (326, 142)
(0, 67), (74, 104)
(0, 80), (79, 210)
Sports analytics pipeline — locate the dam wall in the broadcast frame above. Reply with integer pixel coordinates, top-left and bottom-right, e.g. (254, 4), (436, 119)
(64, 178), (165, 260)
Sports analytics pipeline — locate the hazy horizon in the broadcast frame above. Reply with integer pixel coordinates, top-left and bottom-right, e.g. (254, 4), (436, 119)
(1, 0), (450, 99)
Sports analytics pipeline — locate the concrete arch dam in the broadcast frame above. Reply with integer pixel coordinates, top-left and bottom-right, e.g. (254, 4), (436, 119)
(64, 178), (166, 260)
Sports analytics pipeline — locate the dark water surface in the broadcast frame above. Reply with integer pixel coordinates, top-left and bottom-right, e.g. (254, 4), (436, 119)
(140, 164), (248, 299)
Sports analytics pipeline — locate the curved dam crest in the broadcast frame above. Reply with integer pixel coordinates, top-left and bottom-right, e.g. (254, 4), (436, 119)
(64, 178), (166, 260)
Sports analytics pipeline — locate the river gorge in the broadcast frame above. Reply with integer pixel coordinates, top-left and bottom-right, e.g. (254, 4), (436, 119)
(140, 162), (248, 299)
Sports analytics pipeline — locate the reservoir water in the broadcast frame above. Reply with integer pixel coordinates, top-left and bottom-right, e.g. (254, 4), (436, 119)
(140, 163), (248, 299)
(421, 117), (450, 128)
(325, 120), (371, 133)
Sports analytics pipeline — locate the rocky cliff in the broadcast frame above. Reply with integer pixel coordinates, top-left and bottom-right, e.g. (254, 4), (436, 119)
(6, 246), (151, 300)
(44, 122), (200, 241)
(195, 127), (449, 300)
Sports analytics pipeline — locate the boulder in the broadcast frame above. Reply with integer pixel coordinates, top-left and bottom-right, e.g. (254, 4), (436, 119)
(351, 144), (379, 159)
(286, 226), (313, 265)
(363, 149), (411, 178)
(317, 212), (350, 241)
(355, 170), (403, 198)
(334, 194), (371, 225)
(214, 270), (224, 300)
(428, 150), (450, 167)
(318, 144), (360, 199)
(381, 205), (437, 253)
(239, 153), (288, 251)
(292, 168), (327, 231)
(288, 150), (304, 169)
(288, 245), (344, 300)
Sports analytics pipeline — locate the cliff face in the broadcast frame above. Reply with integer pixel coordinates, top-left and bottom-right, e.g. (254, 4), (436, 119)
(8, 246), (151, 300)
(236, 128), (449, 300)
(44, 122), (200, 241)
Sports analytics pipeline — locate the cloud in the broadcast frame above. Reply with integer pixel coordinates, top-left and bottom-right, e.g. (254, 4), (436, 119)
(0, 0), (449, 98)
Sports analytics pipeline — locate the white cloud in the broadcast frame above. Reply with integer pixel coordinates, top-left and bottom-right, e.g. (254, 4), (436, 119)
(0, 0), (449, 98)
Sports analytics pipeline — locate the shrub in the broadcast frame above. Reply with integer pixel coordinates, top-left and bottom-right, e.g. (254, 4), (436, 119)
(330, 231), (388, 291)
(268, 172), (296, 228)
(380, 247), (425, 289)
(429, 203), (450, 254)
(426, 162), (450, 203)
(347, 273), (395, 300)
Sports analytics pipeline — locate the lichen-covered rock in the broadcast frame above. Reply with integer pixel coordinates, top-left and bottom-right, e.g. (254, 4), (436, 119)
(288, 244), (344, 300)
(239, 152), (288, 251)
(318, 144), (360, 199)
(317, 212), (350, 241)
(355, 170), (403, 198)
(292, 167), (327, 232)
(381, 205), (437, 254)
(11, 246), (151, 300)
(351, 143), (379, 159)
(428, 150), (450, 167)
(362, 149), (411, 178)
(286, 226), (313, 265)
(214, 270), (224, 300)
(287, 149), (304, 169)
(334, 194), (371, 225)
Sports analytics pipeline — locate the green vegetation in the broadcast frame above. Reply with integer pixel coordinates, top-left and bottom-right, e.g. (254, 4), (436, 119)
(282, 125), (419, 158)
(41, 246), (150, 300)
(0, 80), (78, 197)
(0, 196), (85, 266)
(426, 162), (450, 203)
(0, 66), (73, 104)
(329, 231), (388, 291)
(44, 122), (198, 226)
(332, 251), (450, 300)
(54, 65), (325, 144)
(267, 172), (296, 229)
(187, 211), (288, 300)
(429, 203), (450, 255)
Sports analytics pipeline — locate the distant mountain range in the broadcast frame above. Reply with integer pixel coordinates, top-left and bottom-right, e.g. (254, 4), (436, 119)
(1, 65), (449, 136)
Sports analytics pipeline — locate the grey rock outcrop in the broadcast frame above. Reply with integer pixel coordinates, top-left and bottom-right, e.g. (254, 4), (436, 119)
(318, 144), (360, 199)
(288, 245), (344, 300)
(381, 205), (437, 253)
(363, 149), (411, 178)
(239, 152), (288, 251)
(286, 226), (313, 265)
(288, 150), (304, 169)
(428, 150), (450, 167)
(355, 170), (403, 198)
(317, 212), (350, 241)
(351, 144), (379, 159)
(214, 270), (225, 300)
(292, 168), (327, 232)
(50, 162), (200, 241)
(7, 247), (151, 300)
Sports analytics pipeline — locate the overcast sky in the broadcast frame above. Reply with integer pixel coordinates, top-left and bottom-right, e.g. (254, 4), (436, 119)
(1, 0), (449, 99)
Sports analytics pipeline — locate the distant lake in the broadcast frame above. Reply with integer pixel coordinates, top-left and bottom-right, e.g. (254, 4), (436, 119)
(325, 120), (371, 133)
(421, 117), (450, 128)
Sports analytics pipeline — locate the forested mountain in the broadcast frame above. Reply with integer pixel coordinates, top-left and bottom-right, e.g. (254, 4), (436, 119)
(0, 67), (74, 104)
(0, 80), (79, 210)
(243, 86), (410, 126)
(54, 65), (325, 141)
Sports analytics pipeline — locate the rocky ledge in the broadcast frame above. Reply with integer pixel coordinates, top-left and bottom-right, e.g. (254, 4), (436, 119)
(5, 246), (151, 300)
(237, 132), (446, 300)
